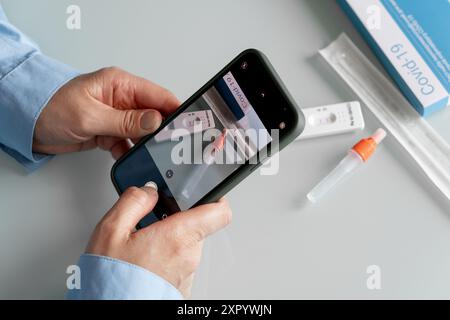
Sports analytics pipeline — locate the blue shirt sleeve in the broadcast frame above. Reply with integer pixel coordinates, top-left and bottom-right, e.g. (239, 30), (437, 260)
(0, 6), (79, 172)
(66, 254), (183, 300)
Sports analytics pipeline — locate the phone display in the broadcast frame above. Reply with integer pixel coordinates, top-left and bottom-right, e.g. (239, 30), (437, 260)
(112, 50), (303, 227)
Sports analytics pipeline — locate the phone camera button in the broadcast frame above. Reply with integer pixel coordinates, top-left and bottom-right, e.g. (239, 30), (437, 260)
(166, 170), (174, 178)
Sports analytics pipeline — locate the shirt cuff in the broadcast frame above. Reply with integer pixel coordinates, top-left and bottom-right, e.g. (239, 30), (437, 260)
(65, 254), (184, 300)
(0, 52), (79, 172)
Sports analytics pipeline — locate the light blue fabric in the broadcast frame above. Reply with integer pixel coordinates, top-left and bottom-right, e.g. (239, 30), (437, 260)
(0, 7), (79, 172)
(66, 254), (183, 300)
(1, 6), (182, 300)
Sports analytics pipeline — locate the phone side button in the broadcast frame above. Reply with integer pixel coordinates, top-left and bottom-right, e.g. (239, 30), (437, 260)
(250, 163), (263, 172)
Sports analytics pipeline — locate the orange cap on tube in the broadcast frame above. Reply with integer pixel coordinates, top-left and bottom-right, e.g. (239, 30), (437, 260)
(352, 128), (387, 161)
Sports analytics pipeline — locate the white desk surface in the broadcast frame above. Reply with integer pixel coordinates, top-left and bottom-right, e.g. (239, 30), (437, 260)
(1, 0), (449, 299)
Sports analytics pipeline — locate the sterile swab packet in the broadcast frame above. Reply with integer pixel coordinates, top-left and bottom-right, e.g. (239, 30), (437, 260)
(307, 129), (387, 203)
(320, 34), (450, 200)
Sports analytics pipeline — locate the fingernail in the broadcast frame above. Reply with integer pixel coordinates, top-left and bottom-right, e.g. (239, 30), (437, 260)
(144, 181), (158, 191)
(140, 110), (161, 131)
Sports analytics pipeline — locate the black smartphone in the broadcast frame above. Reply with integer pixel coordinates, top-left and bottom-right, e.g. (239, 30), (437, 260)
(111, 49), (304, 228)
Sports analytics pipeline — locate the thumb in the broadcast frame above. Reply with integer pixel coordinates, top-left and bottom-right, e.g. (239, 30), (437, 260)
(97, 105), (163, 138)
(103, 182), (159, 234)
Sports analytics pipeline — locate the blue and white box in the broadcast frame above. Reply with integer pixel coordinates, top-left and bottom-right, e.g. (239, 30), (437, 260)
(339, 0), (450, 116)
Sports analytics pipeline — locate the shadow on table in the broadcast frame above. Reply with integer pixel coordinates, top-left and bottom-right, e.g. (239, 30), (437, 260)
(0, 150), (116, 299)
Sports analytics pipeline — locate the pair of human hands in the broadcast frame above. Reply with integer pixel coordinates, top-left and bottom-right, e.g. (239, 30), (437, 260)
(34, 67), (232, 297)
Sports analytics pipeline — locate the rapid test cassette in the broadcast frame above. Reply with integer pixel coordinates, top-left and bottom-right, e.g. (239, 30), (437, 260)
(296, 101), (365, 140)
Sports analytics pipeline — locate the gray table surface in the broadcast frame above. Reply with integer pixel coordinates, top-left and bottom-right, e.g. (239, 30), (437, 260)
(1, 0), (449, 299)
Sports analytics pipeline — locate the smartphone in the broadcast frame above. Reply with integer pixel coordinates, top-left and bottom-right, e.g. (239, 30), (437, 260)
(111, 49), (304, 228)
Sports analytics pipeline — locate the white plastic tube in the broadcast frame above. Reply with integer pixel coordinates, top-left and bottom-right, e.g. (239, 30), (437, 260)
(307, 150), (363, 203)
(320, 34), (450, 200)
(307, 128), (386, 203)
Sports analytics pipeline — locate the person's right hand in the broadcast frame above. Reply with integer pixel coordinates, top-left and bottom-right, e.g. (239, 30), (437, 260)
(86, 183), (232, 298)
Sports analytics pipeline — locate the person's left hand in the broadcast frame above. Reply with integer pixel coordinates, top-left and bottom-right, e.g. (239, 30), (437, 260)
(33, 67), (180, 159)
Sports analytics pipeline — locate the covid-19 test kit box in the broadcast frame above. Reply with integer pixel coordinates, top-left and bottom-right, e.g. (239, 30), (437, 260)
(339, 0), (450, 116)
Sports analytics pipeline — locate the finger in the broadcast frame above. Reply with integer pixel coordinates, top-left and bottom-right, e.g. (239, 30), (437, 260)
(97, 106), (163, 139)
(131, 75), (180, 116)
(109, 140), (132, 160)
(32, 142), (85, 155)
(96, 136), (132, 159)
(179, 272), (196, 298)
(131, 137), (142, 145)
(96, 136), (122, 151)
(103, 182), (159, 234)
(172, 198), (232, 241)
(32, 139), (98, 154)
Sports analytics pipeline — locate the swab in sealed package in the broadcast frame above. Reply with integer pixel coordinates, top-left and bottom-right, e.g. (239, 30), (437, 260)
(319, 34), (450, 200)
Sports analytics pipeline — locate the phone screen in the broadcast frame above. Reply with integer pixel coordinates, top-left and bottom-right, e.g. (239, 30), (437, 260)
(113, 51), (296, 227)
